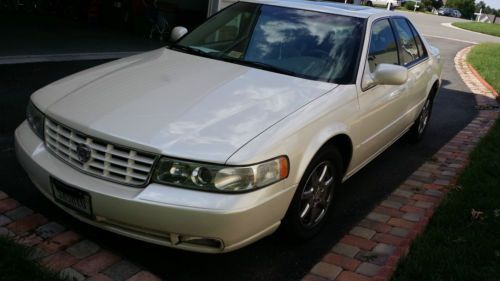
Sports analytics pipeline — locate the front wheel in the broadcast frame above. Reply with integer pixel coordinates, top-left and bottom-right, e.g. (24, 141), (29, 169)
(407, 97), (433, 143)
(283, 147), (343, 240)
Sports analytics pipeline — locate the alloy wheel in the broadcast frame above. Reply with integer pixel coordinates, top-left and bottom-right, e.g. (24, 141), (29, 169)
(298, 161), (335, 228)
(418, 99), (431, 134)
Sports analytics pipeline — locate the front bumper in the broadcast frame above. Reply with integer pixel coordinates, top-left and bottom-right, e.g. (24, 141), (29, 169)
(15, 121), (296, 253)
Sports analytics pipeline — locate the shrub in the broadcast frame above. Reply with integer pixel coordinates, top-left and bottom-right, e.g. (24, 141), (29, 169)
(405, 1), (424, 11)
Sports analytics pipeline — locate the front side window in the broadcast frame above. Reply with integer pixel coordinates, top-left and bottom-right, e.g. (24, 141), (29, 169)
(367, 19), (399, 73)
(392, 18), (419, 66)
(172, 3), (365, 83)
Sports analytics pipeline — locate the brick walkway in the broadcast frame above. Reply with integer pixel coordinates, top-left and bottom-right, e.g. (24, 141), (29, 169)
(0, 46), (498, 281)
(301, 46), (499, 281)
(0, 191), (162, 281)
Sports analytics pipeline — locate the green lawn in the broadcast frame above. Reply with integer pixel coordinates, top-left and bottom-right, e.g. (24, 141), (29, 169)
(391, 118), (500, 281)
(452, 22), (500, 37)
(467, 43), (500, 93)
(0, 236), (67, 281)
(391, 43), (500, 281)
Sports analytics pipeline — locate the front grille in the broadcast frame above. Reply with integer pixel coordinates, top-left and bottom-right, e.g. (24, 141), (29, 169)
(44, 118), (157, 186)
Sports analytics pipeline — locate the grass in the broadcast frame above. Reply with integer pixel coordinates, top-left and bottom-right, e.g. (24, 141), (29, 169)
(452, 22), (500, 37)
(0, 236), (67, 281)
(467, 43), (500, 93)
(391, 119), (500, 279)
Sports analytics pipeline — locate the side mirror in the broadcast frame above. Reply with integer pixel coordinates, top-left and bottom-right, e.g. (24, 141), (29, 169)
(170, 26), (188, 42)
(372, 63), (408, 85)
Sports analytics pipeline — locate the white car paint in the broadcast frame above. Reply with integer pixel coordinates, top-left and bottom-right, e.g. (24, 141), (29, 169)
(32, 48), (335, 164)
(16, 0), (442, 253)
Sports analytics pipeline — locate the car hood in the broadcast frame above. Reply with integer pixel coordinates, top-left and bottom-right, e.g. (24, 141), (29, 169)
(34, 48), (336, 163)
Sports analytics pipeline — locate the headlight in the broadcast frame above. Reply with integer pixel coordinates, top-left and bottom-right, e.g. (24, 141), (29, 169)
(26, 101), (45, 139)
(153, 156), (289, 192)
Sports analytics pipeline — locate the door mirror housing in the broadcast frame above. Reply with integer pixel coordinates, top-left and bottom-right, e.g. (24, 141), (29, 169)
(372, 64), (408, 86)
(171, 26), (188, 42)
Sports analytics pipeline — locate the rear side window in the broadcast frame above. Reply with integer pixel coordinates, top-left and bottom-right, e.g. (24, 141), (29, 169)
(368, 19), (399, 73)
(392, 18), (419, 66)
(408, 22), (427, 59)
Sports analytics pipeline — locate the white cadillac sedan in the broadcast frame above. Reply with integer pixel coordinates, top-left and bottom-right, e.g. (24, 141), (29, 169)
(15, 0), (442, 253)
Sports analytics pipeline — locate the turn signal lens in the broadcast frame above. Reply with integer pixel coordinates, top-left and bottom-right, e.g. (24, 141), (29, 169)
(26, 101), (45, 139)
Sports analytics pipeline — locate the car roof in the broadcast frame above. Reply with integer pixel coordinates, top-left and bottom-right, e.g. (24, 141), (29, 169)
(240, 0), (396, 19)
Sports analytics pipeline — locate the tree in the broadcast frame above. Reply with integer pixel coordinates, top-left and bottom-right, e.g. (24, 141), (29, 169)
(475, 0), (486, 10)
(432, 0), (444, 9)
(474, 0), (500, 17)
(446, 0), (476, 19)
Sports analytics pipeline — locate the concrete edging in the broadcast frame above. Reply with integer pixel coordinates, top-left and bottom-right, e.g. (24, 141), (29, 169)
(301, 46), (499, 281)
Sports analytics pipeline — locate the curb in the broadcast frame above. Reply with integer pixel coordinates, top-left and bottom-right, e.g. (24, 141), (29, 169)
(301, 47), (499, 281)
(467, 63), (499, 103)
(455, 46), (500, 108)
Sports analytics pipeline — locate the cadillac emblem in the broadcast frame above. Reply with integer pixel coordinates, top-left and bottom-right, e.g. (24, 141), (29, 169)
(76, 143), (92, 163)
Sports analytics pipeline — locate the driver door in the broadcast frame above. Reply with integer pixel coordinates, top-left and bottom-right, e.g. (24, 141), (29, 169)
(353, 18), (408, 166)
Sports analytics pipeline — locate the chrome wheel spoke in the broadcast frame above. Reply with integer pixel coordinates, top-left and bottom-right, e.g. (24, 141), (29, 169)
(300, 203), (311, 219)
(322, 176), (333, 187)
(301, 188), (314, 200)
(318, 165), (327, 184)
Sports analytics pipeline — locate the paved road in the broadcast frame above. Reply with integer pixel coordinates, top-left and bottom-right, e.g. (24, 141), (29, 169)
(397, 11), (500, 44)
(0, 11), (485, 281)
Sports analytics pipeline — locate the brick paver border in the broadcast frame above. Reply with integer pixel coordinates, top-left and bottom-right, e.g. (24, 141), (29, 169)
(0, 46), (499, 281)
(301, 46), (499, 281)
(0, 196), (162, 281)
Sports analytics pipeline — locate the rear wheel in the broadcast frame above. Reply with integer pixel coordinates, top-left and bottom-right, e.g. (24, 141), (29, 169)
(366, 1), (373, 6)
(283, 147), (343, 240)
(407, 97), (432, 143)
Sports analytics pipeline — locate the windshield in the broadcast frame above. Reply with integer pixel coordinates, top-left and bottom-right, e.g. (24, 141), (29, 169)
(172, 2), (365, 84)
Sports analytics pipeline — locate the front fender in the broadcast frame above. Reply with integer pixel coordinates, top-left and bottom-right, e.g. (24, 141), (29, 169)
(226, 85), (358, 186)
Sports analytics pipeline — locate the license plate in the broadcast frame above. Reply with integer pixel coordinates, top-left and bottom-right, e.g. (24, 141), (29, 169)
(51, 178), (93, 217)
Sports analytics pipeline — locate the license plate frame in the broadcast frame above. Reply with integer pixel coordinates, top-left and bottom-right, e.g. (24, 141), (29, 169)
(51, 178), (93, 218)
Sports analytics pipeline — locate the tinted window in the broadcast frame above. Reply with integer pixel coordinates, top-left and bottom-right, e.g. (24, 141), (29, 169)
(368, 19), (399, 73)
(392, 18), (419, 66)
(174, 3), (365, 83)
(408, 22), (427, 59)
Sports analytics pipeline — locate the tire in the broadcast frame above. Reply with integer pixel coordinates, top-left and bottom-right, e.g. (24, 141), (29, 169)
(283, 146), (343, 240)
(366, 1), (373, 6)
(407, 97), (433, 143)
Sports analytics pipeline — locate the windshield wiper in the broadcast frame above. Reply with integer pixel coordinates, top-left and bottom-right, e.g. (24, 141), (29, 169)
(171, 45), (213, 58)
(220, 56), (300, 77)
